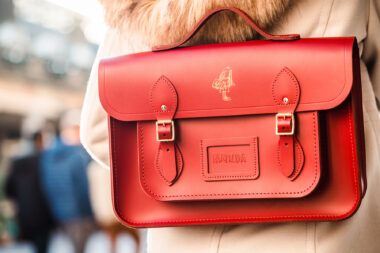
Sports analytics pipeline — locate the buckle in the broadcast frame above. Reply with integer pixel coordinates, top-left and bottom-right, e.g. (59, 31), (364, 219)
(156, 120), (175, 142)
(276, 113), (295, 135)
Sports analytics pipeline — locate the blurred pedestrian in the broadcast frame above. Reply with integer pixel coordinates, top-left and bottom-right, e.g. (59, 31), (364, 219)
(40, 109), (97, 253)
(5, 131), (56, 253)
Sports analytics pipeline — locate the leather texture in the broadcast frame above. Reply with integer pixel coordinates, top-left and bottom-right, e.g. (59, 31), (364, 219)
(150, 76), (182, 185)
(99, 8), (366, 228)
(272, 67), (303, 178)
(201, 137), (259, 182)
(99, 39), (355, 121)
(137, 111), (319, 201)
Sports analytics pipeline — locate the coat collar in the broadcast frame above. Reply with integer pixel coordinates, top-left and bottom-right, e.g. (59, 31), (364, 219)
(99, 0), (294, 48)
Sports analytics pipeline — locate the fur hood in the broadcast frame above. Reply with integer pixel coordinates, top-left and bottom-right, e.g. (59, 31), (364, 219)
(99, 0), (294, 48)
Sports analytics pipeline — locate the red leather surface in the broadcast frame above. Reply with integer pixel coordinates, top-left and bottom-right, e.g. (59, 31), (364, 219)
(138, 111), (319, 201)
(150, 76), (181, 185)
(201, 137), (259, 182)
(100, 37), (364, 227)
(108, 98), (362, 227)
(272, 67), (302, 177)
(150, 76), (178, 121)
(99, 38), (354, 122)
(155, 141), (183, 185)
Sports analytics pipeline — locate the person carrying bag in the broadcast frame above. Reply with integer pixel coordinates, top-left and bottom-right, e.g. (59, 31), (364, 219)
(81, 1), (380, 252)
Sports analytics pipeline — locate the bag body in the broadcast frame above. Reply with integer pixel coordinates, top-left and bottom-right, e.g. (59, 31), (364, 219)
(98, 7), (365, 228)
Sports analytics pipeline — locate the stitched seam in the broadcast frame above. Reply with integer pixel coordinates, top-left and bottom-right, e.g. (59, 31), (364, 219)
(271, 67), (299, 106)
(277, 138), (304, 179)
(154, 134), (182, 184)
(201, 138), (259, 180)
(113, 110), (356, 225)
(200, 139), (204, 178)
(344, 44), (360, 206)
(110, 118), (120, 224)
(149, 75), (177, 113)
(110, 41), (359, 225)
(277, 142), (282, 167)
(289, 140), (304, 180)
(115, 213), (354, 227)
(139, 116), (319, 198)
(104, 41), (352, 119)
(347, 100), (360, 212)
(110, 105), (359, 226)
(274, 67), (301, 176)
(110, 67), (359, 226)
(202, 140), (258, 179)
(313, 112), (318, 188)
(112, 47), (357, 223)
(252, 138), (259, 179)
(175, 143), (183, 179)
(155, 144), (171, 185)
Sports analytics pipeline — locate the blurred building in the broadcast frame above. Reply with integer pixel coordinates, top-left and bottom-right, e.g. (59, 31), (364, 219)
(0, 0), (99, 162)
(0, 0), (102, 244)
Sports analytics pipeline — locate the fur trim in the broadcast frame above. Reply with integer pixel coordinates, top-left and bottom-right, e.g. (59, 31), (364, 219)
(99, 0), (294, 47)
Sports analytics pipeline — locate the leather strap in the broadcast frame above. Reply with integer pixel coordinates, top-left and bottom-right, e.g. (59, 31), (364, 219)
(150, 76), (178, 120)
(152, 7), (300, 52)
(272, 67), (304, 179)
(150, 76), (183, 185)
(156, 142), (183, 185)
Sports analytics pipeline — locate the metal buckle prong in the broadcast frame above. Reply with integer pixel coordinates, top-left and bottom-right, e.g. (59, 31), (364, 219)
(156, 120), (175, 142)
(275, 113), (295, 135)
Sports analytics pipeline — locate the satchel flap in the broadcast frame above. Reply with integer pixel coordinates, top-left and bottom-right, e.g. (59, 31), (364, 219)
(99, 37), (355, 121)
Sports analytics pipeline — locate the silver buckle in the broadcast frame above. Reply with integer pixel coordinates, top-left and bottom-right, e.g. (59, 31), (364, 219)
(275, 113), (295, 135)
(156, 120), (175, 142)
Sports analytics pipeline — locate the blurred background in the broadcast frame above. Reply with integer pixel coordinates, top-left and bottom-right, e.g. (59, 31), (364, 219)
(0, 0), (141, 252)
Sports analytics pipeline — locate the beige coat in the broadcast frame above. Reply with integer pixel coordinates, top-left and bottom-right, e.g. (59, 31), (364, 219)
(81, 0), (380, 252)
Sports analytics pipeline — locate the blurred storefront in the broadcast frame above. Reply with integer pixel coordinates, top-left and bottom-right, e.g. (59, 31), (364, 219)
(0, 1), (141, 252)
(0, 0), (99, 155)
(0, 0), (99, 250)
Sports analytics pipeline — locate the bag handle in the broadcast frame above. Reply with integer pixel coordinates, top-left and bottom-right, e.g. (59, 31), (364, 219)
(152, 6), (300, 52)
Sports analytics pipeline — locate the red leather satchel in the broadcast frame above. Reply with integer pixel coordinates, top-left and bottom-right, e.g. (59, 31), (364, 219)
(98, 7), (366, 227)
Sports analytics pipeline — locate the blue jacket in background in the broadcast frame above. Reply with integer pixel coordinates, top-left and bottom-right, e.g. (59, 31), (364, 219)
(40, 138), (93, 223)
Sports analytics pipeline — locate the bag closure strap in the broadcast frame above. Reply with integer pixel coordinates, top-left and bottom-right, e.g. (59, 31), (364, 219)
(272, 67), (304, 180)
(152, 6), (300, 52)
(150, 76), (183, 185)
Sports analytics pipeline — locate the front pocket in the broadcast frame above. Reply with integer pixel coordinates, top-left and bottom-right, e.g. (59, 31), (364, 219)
(137, 111), (321, 201)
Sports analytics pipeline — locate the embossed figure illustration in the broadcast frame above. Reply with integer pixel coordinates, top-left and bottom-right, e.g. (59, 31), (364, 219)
(212, 67), (235, 101)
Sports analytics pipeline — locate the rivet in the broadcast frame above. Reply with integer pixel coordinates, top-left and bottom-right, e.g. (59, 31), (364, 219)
(161, 105), (167, 111)
(283, 97), (289, 104)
